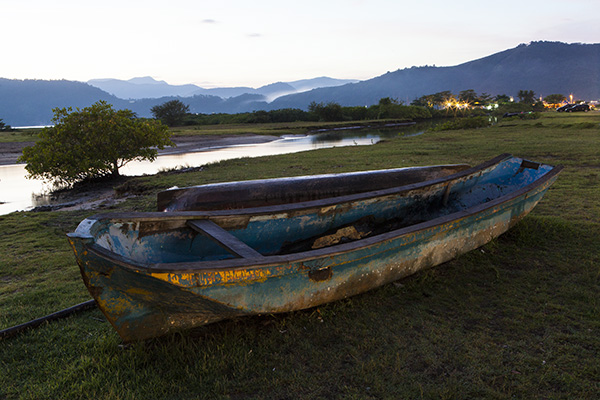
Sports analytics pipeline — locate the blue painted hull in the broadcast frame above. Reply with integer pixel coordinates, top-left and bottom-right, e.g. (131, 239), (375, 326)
(68, 154), (562, 341)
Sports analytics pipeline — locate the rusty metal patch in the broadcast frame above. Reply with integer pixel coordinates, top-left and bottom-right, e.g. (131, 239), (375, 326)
(308, 267), (333, 282)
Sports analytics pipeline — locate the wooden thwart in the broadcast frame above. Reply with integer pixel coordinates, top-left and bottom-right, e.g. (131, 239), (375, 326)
(187, 219), (264, 259)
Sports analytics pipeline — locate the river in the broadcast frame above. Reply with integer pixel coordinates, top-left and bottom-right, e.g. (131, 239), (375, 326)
(0, 124), (430, 215)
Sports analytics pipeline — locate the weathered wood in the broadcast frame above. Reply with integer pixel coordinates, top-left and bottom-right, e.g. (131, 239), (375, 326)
(157, 164), (471, 211)
(187, 219), (264, 259)
(67, 155), (563, 341)
(0, 300), (96, 340)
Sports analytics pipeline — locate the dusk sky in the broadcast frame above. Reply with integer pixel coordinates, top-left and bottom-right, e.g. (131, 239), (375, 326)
(3, 0), (599, 88)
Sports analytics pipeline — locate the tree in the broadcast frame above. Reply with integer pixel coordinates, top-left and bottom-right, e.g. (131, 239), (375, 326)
(432, 91), (455, 107)
(479, 92), (493, 104)
(458, 89), (478, 105)
(0, 118), (10, 131)
(544, 94), (567, 105)
(517, 90), (536, 104)
(376, 97), (400, 119)
(495, 94), (512, 104)
(19, 101), (173, 185)
(151, 100), (190, 127)
(378, 97), (400, 106)
(411, 94), (436, 108)
(308, 101), (344, 122)
(411, 91), (454, 109)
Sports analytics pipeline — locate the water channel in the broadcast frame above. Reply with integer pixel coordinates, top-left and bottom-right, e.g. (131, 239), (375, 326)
(0, 123), (431, 215)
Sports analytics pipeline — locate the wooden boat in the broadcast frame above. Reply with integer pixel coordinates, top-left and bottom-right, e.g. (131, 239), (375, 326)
(156, 163), (471, 211)
(67, 154), (562, 342)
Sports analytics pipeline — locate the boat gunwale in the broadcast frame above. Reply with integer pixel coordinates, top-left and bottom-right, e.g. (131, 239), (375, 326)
(79, 157), (563, 274)
(156, 163), (472, 210)
(77, 153), (513, 225)
(159, 163), (470, 194)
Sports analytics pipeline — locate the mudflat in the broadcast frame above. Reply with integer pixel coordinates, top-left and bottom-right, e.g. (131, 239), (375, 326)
(0, 141), (35, 165)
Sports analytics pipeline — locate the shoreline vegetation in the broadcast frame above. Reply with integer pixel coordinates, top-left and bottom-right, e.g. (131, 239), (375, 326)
(1, 111), (599, 398)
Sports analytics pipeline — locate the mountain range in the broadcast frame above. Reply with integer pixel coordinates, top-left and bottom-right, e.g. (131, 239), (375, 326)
(1, 41), (599, 126)
(87, 76), (358, 101)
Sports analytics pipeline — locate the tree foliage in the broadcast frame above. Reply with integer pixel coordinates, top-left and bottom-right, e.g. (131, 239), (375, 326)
(0, 118), (11, 131)
(151, 100), (190, 126)
(544, 94), (567, 105)
(495, 94), (512, 104)
(517, 90), (536, 104)
(20, 101), (173, 185)
(308, 101), (344, 122)
(458, 89), (478, 104)
(411, 91), (455, 108)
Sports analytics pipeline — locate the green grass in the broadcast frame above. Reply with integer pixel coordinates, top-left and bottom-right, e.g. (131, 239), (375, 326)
(169, 119), (411, 137)
(0, 129), (41, 143)
(1, 112), (599, 399)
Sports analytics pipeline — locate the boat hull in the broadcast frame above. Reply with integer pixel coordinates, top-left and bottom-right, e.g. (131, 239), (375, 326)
(68, 155), (561, 341)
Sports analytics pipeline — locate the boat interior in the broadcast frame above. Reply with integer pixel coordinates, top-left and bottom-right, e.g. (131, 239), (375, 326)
(80, 155), (558, 267)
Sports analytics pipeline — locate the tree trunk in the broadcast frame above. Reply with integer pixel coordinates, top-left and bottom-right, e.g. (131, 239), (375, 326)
(112, 162), (120, 178)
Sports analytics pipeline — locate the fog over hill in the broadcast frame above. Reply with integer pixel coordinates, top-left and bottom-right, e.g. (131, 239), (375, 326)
(87, 76), (358, 100)
(1, 41), (598, 126)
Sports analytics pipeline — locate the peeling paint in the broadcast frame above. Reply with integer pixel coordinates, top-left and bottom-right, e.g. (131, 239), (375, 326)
(67, 155), (562, 341)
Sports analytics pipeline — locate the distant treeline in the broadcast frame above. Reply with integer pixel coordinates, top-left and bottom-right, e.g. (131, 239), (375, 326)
(181, 98), (433, 126)
(178, 92), (545, 127)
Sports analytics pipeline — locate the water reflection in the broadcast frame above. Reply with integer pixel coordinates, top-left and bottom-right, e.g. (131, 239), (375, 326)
(0, 124), (429, 214)
(0, 164), (60, 214)
(119, 131), (385, 176)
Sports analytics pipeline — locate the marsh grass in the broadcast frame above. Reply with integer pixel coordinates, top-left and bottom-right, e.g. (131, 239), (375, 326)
(1, 112), (599, 399)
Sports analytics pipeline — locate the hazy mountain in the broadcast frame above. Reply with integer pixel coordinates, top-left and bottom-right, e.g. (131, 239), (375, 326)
(125, 93), (268, 117)
(0, 78), (128, 126)
(2, 41), (599, 126)
(288, 77), (360, 92)
(87, 76), (357, 101)
(269, 41), (600, 108)
(88, 77), (202, 99)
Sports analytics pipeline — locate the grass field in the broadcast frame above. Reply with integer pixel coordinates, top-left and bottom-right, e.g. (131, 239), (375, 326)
(0, 128), (41, 143)
(1, 112), (599, 399)
(168, 119), (417, 138)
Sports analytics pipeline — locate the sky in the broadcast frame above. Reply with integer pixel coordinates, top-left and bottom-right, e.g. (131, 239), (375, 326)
(2, 0), (599, 88)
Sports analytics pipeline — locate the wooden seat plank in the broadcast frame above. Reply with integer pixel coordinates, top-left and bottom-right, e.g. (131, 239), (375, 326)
(187, 219), (264, 259)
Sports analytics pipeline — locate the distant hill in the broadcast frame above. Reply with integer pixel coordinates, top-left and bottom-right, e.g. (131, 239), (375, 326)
(87, 77), (201, 99)
(269, 41), (600, 109)
(0, 79), (127, 126)
(2, 41), (599, 126)
(87, 76), (358, 100)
